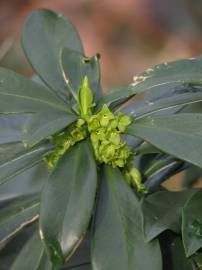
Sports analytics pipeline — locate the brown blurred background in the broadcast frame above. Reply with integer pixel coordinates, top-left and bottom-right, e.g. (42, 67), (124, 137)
(1, 0), (202, 89)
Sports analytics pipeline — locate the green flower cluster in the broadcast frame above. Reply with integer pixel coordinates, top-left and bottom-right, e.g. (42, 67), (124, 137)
(45, 119), (87, 170)
(45, 76), (146, 193)
(87, 105), (132, 168)
(45, 105), (132, 170)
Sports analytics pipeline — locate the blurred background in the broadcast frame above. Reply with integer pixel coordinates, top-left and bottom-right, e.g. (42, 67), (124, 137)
(1, 0), (202, 89)
(1, 0), (202, 190)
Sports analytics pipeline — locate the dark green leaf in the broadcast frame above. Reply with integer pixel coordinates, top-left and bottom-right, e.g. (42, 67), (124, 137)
(0, 225), (36, 269)
(144, 81), (202, 106)
(125, 135), (143, 150)
(145, 163), (185, 192)
(0, 115), (26, 143)
(131, 56), (202, 95)
(39, 141), (97, 266)
(126, 113), (202, 168)
(0, 163), (49, 199)
(0, 68), (67, 114)
(61, 48), (101, 99)
(144, 82), (185, 101)
(141, 190), (196, 242)
(0, 142), (24, 164)
(22, 110), (77, 147)
(192, 252), (202, 270)
(22, 9), (84, 98)
(132, 92), (202, 120)
(126, 83), (199, 119)
(91, 165), (162, 270)
(0, 142), (53, 186)
(135, 143), (161, 155)
(0, 194), (39, 246)
(143, 156), (177, 178)
(62, 264), (91, 270)
(160, 234), (194, 270)
(96, 57), (202, 112)
(0, 129), (19, 144)
(32, 74), (49, 89)
(96, 87), (134, 112)
(181, 102), (202, 114)
(61, 233), (90, 270)
(95, 86), (135, 112)
(11, 231), (53, 270)
(182, 190), (202, 257)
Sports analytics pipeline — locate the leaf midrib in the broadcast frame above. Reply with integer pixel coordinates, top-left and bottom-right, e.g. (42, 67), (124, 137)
(128, 121), (202, 140)
(0, 201), (39, 226)
(24, 114), (76, 145)
(0, 145), (50, 168)
(0, 92), (67, 112)
(135, 97), (202, 120)
(110, 176), (131, 269)
(131, 78), (202, 94)
(127, 121), (202, 167)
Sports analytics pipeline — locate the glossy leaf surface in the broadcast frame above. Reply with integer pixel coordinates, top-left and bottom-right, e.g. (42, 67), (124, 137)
(131, 92), (202, 119)
(141, 190), (196, 241)
(62, 233), (91, 270)
(96, 57), (202, 112)
(0, 68), (67, 114)
(182, 190), (202, 257)
(11, 231), (52, 270)
(131, 56), (202, 95)
(91, 165), (162, 270)
(0, 163), (48, 200)
(144, 160), (184, 191)
(22, 110), (77, 147)
(0, 115), (26, 143)
(39, 141), (97, 266)
(0, 225), (36, 269)
(0, 194), (39, 246)
(135, 143), (161, 155)
(126, 113), (202, 168)
(0, 142), (53, 185)
(95, 86), (135, 112)
(22, 9), (84, 98)
(143, 156), (178, 178)
(61, 48), (101, 99)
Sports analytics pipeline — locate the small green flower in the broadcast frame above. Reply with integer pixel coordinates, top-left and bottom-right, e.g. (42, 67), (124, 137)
(107, 119), (118, 130)
(108, 132), (120, 145)
(97, 105), (114, 127)
(45, 76), (142, 191)
(88, 115), (100, 131)
(76, 118), (85, 128)
(86, 104), (132, 169)
(112, 159), (124, 168)
(117, 112), (132, 132)
(45, 119), (88, 170)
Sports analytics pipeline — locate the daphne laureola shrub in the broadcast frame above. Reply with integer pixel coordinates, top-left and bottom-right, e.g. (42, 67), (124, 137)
(0, 8), (202, 270)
